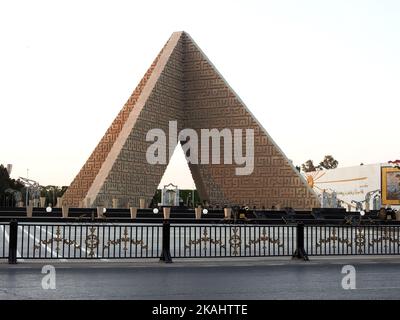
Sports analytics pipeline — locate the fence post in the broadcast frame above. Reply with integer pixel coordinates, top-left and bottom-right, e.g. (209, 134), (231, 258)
(8, 219), (18, 264)
(159, 220), (172, 263)
(292, 222), (309, 261)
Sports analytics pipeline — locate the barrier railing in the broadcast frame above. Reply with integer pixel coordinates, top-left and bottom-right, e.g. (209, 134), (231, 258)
(6, 221), (161, 261)
(2, 220), (400, 264)
(0, 223), (9, 259)
(305, 225), (400, 256)
(170, 224), (296, 258)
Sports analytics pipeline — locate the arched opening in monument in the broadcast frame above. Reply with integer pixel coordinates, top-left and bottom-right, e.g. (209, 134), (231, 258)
(154, 144), (201, 207)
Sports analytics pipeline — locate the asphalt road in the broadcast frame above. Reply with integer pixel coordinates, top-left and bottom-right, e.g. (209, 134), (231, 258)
(1, 258), (400, 300)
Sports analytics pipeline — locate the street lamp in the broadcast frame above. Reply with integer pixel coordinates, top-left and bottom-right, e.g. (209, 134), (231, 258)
(359, 210), (365, 225)
(19, 171), (39, 207)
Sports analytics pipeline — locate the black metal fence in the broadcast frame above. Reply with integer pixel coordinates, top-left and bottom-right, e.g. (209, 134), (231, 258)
(3, 222), (162, 261)
(1, 221), (400, 263)
(0, 223), (9, 259)
(170, 225), (295, 258)
(305, 225), (400, 256)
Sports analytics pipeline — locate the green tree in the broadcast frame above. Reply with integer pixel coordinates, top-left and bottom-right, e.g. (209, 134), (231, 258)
(318, 155), (339, 170)
(39, 185), (68, 206)
(0, 164), (24, 206)
(301, 160), (316, 173)
(0, 165), (9, 194)
(0, 164), (24, 192)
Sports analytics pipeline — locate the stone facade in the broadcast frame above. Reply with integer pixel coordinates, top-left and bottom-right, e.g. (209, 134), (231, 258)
(63, 31), (320, 210)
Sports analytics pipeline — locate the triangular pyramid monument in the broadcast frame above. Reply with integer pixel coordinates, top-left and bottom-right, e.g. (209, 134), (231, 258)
(63, 31), (320, 209)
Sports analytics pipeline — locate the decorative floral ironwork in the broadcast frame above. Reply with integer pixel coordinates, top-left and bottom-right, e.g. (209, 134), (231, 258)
(34, 226), (81, 252)
(369, 228), (400, 248)
(229, 227), (242, 256)
(103, 227), (148, 251)
(85, 227), (99, 257)
(316, 227), (352, 249)
(185, 228), (225, 253)
(246, 227), (284, 249)
(354, 228), (366, 254)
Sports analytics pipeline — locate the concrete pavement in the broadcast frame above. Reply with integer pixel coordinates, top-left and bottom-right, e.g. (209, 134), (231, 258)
(1, 257), (400, 300)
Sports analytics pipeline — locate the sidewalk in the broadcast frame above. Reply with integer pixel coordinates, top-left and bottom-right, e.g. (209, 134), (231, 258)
(2, 255), (400, 268)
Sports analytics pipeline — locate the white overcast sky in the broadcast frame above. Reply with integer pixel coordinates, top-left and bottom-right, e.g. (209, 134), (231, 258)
(0, 0), (399, 188)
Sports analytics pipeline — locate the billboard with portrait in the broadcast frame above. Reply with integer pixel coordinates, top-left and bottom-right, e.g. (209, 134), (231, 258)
(381, 166), (400, 205)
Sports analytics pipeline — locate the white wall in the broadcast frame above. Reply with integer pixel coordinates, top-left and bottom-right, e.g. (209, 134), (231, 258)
(304, 163), (399, 211)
